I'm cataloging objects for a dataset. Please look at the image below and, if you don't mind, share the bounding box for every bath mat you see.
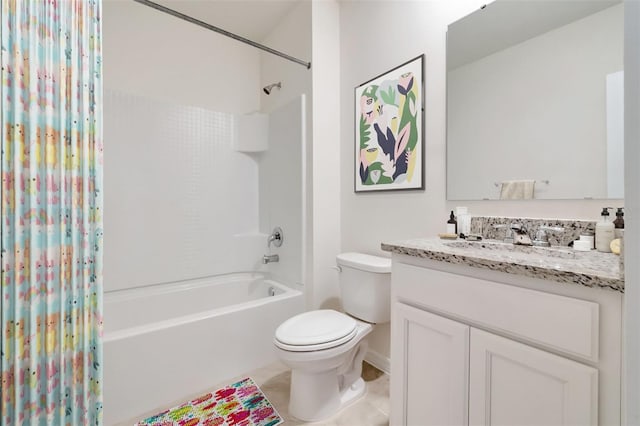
[135,377,283,426]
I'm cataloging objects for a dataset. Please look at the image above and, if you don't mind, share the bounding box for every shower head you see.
[263,82,282,95]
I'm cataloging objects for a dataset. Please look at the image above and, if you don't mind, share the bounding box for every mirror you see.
[447,0,623,200]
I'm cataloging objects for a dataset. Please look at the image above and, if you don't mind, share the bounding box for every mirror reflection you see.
[447,0,623,200]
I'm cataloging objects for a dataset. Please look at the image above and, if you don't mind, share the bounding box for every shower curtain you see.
[1,0,103,424]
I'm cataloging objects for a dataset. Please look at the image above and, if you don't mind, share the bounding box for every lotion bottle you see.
[596,207,615,253]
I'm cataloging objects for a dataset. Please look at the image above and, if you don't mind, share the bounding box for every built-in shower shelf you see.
[234,113,269,152]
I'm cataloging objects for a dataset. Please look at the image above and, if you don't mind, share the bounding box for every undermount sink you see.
[444,240,577,260]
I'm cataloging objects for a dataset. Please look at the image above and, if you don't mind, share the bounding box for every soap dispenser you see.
[596,207,615,253]
[447,211,458,234]
[613,208,624,238]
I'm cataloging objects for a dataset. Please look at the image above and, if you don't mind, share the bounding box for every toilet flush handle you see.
[330,265,342,273]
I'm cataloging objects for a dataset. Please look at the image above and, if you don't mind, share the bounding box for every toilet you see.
[273,252,391,422]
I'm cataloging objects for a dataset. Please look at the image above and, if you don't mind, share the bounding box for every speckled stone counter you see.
[381,238,624,293]
[470,216,596,247]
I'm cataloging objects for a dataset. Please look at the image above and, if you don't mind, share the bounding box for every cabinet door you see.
[391,302,469,426]
[469,328,598,426]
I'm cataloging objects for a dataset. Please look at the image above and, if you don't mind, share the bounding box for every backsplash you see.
[470,216,596,247]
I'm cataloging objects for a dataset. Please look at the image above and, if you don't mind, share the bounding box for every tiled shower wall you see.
[104,90,264,292]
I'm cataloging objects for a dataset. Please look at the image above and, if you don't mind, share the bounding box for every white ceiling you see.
[152,0,302,42]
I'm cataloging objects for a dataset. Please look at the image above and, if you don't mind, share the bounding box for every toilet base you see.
[288,371,367,422]
[340,376,366,406]
[287,340,368,422]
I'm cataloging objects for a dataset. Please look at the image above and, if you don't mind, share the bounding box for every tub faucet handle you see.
[268,226,283,248]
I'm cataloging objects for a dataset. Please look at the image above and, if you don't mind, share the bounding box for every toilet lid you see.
[274,310,357,351]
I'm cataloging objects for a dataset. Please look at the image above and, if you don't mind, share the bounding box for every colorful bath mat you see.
[135,377,283,426]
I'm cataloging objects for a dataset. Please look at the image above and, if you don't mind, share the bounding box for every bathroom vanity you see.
[432,0,626,421]
[382,238,624,426]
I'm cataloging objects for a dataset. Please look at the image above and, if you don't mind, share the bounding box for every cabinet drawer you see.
[393,262,599,361]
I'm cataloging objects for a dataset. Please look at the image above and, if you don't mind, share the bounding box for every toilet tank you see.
[336,253,391,324]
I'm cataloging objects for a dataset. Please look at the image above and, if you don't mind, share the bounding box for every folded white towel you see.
[500,180,535,200]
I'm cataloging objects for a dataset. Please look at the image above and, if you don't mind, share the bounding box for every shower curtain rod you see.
[132,0,312,69]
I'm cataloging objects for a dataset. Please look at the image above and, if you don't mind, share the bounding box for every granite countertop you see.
[381,238,624,293]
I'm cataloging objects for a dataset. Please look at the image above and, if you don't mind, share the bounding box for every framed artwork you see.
[354,55,424,192]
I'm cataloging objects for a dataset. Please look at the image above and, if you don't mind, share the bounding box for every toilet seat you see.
[274,310,357,352]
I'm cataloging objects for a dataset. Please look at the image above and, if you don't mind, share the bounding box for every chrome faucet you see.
[493,224,514,243]
[511,223,533,246]
[532,226,565,247]
[262,254,279,264]
[264,227,282,264]
[268,226,283,248]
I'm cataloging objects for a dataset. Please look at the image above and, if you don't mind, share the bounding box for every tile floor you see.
[123,361,389,426]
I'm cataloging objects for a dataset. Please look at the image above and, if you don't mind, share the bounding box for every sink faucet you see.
[511,223,532,246]
[493,224,514,243]
[532,226,565,247]
[262,254,279,264]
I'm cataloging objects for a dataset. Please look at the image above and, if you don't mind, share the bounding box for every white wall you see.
[607,70,625,199]
[340,0,628,253]
[259,2,315,302]
[310,1,342,311]
[624,0,640,423]
[257,0,342,315]
[339,0,625,362]
[103,0,260,113]
[340,0,483,258]
[340,0,465,364]
[258,96,305,288]
[103,0,263,292]
[448,5,623,200]
[260,2,312,115]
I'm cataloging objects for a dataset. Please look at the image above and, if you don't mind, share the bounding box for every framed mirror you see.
[446,0,623,200]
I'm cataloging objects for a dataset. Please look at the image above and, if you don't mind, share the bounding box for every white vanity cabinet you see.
[393,302,470,426]
[468,328,597,426]
[390,256,622,426]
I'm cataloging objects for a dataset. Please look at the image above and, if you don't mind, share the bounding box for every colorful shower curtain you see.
[1,0,103,424]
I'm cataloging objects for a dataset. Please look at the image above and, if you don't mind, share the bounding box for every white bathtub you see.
[103,273,303,425]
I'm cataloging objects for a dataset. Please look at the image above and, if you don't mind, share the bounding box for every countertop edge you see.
[381,241,624,293]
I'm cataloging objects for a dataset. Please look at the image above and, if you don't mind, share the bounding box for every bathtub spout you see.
[263,254,279,264]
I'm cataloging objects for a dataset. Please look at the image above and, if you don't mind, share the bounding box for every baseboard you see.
[365,350,390,375]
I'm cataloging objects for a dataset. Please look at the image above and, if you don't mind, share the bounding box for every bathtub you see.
[103,273,303,425]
